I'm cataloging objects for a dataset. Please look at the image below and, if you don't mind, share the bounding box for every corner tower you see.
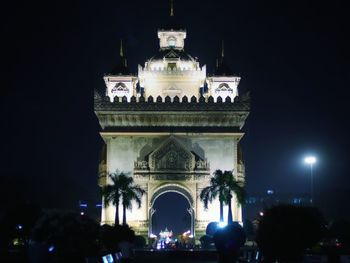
[206,41,241,102]
[103,40,138,102]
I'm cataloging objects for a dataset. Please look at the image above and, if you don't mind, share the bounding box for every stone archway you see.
[149,183,195,236]
[131,136,212,237]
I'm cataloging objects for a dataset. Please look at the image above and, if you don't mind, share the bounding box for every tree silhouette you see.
[101,171,144,225]
[200,170,245,223]
[224,170,245,224]
[121,178,145,225]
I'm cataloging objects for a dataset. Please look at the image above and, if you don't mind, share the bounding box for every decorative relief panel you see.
[149,137,195,171]
[152,174,193,181]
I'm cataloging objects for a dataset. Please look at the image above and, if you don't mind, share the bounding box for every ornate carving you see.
[134,160,149,170]
[151,174,192,180]
[95,113,249,130]
[195,160,210,170]
[149,137,195,171]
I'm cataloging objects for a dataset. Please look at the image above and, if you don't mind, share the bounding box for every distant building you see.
[94,2,250,237]
[244,191,312,220]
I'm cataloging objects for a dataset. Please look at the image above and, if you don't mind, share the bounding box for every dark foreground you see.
[133,249,350,263]
[134,249,218,263]
[3,247,350,263]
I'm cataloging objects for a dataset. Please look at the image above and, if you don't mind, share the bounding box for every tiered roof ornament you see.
[95,3,249,132]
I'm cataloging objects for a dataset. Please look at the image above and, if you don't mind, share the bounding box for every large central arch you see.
[149,183,195,235]
[131,136,212,237]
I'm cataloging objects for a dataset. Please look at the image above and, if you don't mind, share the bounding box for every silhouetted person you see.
[213,222,246,263]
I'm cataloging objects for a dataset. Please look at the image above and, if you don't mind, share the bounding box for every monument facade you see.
[94,10,249,237]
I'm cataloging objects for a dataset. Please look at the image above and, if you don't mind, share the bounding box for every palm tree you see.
[224,171,245,224]
[200,170,228,222]
[121,180,145,225]
[200,169,245,224]
[101,171,133,225]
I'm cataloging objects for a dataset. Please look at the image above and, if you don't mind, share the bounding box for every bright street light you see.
[304,156,316,165]
[304,156,316,204]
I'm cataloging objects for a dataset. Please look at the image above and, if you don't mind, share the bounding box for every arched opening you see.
[167,36,176,47]
[148,183,196,240]
[151,192,191,236]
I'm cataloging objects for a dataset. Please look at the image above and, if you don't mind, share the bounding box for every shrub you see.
[256,205,326,262]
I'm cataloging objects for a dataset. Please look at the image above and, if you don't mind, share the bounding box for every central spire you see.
[157,0,186,50]
[170,0,174,17]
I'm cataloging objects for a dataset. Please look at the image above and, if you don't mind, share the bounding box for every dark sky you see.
[2,0,349,221]
[153,193,191,235]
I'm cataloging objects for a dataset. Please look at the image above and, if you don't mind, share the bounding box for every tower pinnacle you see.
[120,39,124,57]
[221,40,225,58]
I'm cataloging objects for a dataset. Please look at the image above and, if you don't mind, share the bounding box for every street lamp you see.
[304,156,316,205]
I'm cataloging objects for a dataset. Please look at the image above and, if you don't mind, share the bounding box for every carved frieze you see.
[151,174,193,180]
[134,160,149,170]
[195,160,210,170]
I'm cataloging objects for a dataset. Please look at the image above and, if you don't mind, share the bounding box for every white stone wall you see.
[100,134,244,235]
[138,65,206,100]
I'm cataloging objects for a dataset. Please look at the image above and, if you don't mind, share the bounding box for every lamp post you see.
[304,156,316,205]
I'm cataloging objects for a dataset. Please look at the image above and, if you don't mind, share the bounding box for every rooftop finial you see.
[120,39,124,57]
[221,40,224,58]
[170,0,174,17]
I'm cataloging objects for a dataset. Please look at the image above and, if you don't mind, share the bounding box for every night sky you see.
[2,0,349,222]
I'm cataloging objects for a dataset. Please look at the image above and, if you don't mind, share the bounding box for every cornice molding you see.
[94,92,250,129]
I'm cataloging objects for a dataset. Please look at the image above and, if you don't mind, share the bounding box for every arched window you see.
[111,83,128,93]
[215,83,233,93]
[167,36,176,47]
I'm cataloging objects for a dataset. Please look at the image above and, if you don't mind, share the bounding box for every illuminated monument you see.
[94,3,249,237]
